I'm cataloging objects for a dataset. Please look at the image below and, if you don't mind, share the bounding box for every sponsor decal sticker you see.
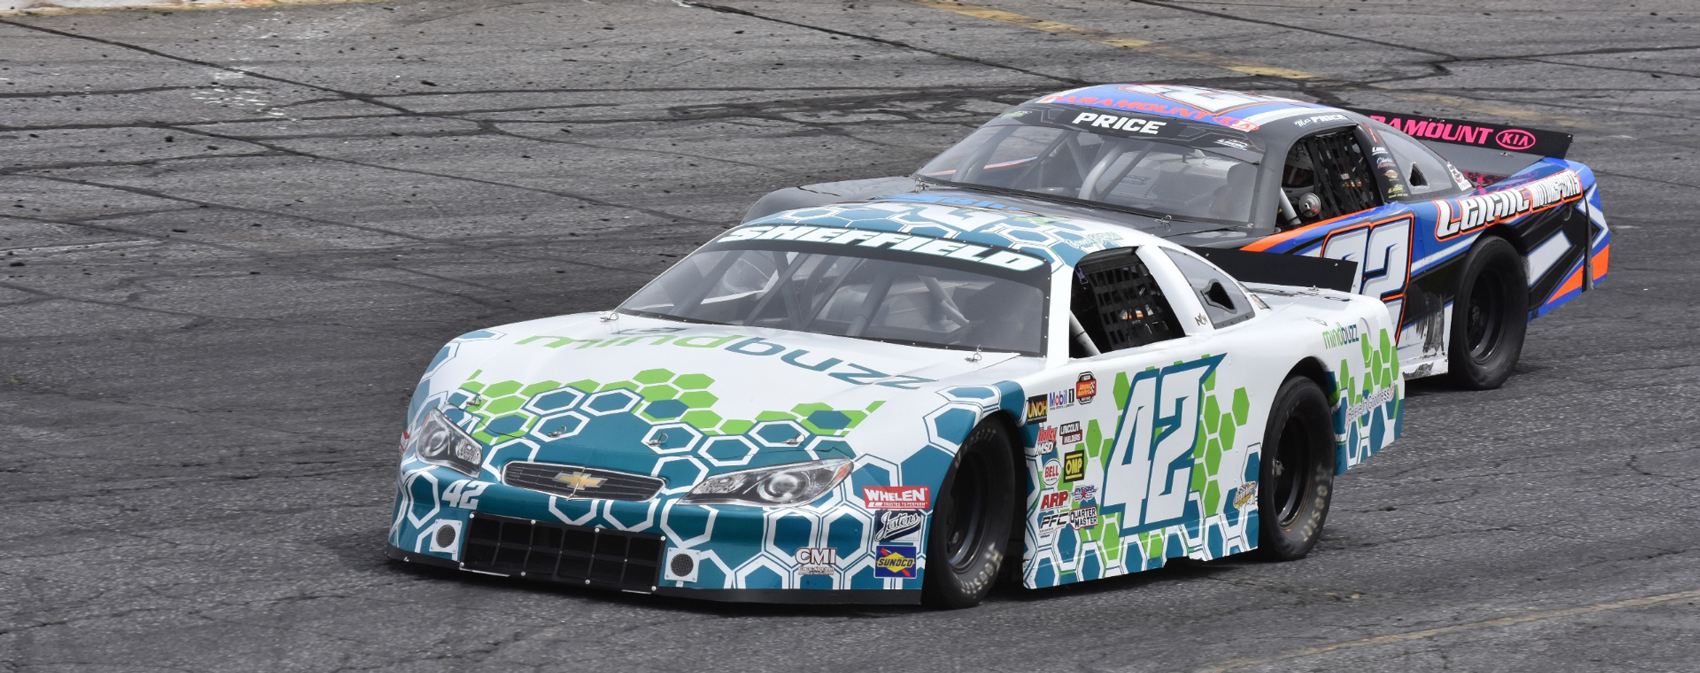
[1072,484,1097,504]
[1042,458,1062,487]
[1038,509,1070,533]
[1233,482,1258,510]
[1060,421,1083,445]
[1070,505,1099,530]
[1076,372,1097,405]
[1433,170,1582,239]
[1322,322,1361,348]
[1035,425,1058,455]
[875,510,925,544]
[1344,386,1397,420]
[863,485,930,510]
[1039,490,1070,510]
[795,547,839,575]
[1048,387,1077,410]
[873,546,917,578]
[1026,394,1048,424]
[1066,111,1170,136]
[1062,449,1087,483]
[717,225,1047,272]
[1294,113,1348,128]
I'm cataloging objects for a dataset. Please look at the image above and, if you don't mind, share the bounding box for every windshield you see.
[619,227,1050,355]
[916,105,1262,224]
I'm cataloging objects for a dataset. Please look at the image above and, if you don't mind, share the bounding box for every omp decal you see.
[514,334,935,390]
[1102,356,1223,536]
[1434,170,1583,239]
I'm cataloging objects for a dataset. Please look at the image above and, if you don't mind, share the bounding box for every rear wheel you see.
[923,421,1017,609]
[1448,237,1528,390]
[1257,376,1335,560]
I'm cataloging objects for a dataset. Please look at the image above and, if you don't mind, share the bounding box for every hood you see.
[424,314,1027,476]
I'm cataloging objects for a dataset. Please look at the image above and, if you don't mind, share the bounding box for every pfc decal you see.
[1038,509,1070,533]
[1042,458,1062,487]
[1060,421,1084,445]
[1076,373,1098,405]
[1025,394,1049,423]
[863,486,931,510]
[1062,449,1087,483]
[875,510,925,545]
[795,547,839,575]
[873,546,917,578]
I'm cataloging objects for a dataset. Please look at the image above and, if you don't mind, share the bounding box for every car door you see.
[1021,245,1260,587]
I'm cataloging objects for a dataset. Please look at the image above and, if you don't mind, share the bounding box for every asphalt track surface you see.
[2,1,1698,671]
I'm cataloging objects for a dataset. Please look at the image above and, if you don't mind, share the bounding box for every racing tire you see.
[1256,376,1334,561]
[923,420,1017,609]
[1447,236,1528,390]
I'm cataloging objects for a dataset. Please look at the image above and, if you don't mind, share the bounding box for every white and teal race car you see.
[387,201,1403,608]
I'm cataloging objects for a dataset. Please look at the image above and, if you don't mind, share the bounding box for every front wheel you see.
[923,421,1017,609]
[1257,376,1335,560]
[1448,236,1528,390]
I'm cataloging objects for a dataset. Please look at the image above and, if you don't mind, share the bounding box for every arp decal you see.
[1102,356,1223,536]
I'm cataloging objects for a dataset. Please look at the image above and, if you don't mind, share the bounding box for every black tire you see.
[923,421,1017,609]
[1257,376,1335,561]
[1448,236,1528,390]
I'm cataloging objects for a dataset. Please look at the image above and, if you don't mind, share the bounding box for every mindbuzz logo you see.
[1321,322,1361,349]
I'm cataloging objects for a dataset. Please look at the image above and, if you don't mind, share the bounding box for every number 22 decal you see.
[1314,216,1414,327]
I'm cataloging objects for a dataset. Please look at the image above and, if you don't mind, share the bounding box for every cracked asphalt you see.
[2,1,1697,671]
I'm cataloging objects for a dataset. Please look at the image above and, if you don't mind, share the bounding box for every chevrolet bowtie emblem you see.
[553,471,606,491]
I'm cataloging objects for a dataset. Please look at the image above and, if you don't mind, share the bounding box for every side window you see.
[1279,129,1381,228]
[1069,248,1184,357]
[1370,120,1467,197]
[1161,250,1254,329]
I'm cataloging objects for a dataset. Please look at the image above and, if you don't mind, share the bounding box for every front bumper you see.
[389,465,926,604]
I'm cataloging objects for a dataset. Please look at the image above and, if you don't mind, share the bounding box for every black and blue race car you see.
[746,83,1610,389]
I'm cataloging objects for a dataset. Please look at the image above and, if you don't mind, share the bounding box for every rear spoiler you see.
[1349,108,1573,187]
[1187,246,1358,293]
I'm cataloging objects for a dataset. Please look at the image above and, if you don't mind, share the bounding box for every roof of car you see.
[1028,83,1345,139]
[739,199,1179,269]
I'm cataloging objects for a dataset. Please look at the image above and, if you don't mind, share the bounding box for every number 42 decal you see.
[443,481,490,509]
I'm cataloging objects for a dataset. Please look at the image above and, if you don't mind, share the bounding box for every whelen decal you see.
[1434,170,1584,239]
[863,486,930,510]
[717,225,1046,272]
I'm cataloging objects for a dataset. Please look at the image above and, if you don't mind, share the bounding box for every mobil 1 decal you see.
[1101,355,1223,536]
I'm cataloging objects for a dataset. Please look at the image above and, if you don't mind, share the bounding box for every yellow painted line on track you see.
[1194,587,1700,672]
[907,0,1596,130]
[909,0,1319,80]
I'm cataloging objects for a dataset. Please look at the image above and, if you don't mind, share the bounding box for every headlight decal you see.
[411,407,485,476]
[681,459,854,507]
